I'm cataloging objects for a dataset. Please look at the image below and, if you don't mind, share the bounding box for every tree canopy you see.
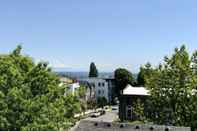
[144,45,197,130]
[88,62,98,77]
[0,46,82,131]
[136,62,153,86]
[114,68,134,95]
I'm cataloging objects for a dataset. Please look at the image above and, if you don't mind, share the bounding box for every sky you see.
[0,0,197,72]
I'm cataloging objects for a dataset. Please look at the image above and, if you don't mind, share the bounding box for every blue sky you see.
[0,0,197,72]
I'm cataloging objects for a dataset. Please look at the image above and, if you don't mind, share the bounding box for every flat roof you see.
[122,84,150,96]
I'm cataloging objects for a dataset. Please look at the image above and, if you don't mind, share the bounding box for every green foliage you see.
[87,99,97,110]
[137,63,153,86]
[97,97,108,108]
[144,45,197,130]
[89,62,98,77]
[75,86,87,115]
[0,46,81,130]
[133,99,146,123]
[114,68,134,95]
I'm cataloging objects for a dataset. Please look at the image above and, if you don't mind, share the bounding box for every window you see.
[98,90,101,95]
[102,83,105,87]
[98,82,101,87]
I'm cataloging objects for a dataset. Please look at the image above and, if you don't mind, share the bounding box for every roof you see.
[122,84,150,96]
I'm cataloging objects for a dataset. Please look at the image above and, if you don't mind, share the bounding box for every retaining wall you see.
[73,120,190,131]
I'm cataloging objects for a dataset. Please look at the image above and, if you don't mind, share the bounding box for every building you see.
[59,77,81,95]
[79,78,109,102]
[67,82,80,95]
[79,78,116,103]
[105,78,116,104]
[119,84,150,121]
[59,77,73,85]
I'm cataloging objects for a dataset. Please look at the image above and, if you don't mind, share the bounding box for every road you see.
[84,105,118,122]
[70,106,118,131]
[84,110,118,122]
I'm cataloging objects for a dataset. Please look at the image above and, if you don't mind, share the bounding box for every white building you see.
[122,84,149,96]
[79,78,110,102]
[67,82,80,95]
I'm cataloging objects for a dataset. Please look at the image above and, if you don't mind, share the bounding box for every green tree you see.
[137,63,153,86]
[137,67,145,86]
[97,97,108,109]
[133,99,146,123]
[0,46,81,130]
[114,68,134,95]
[89,62,98,77]
[87,99,97,110]
[76,86,87,116]
[144,45,197,130]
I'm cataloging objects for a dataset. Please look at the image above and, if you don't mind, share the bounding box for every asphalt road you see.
[70,106,119,131]
[84,106,119,122]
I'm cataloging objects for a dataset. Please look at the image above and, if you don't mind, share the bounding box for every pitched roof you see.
[122,84,150,96]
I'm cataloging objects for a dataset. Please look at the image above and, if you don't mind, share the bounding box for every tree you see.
[0,46,81,130]
[144,45,197,130]
[89,62,98,77]
[97,97,108,109]
[133,99,146,123]
[137,63,153,86]
[75,86,87,116]
[137,67,146,86]
[114,68,134,95]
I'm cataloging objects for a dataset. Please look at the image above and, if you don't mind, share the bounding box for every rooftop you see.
[122,84,149,96]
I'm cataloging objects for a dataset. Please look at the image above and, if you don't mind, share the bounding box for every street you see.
[70,106,118,131]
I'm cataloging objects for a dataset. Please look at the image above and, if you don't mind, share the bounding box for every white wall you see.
[80,78,109,102]
[68,82,80,94]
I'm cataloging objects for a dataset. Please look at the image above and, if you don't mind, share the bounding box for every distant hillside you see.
[55,71,114,79]
[55,71,138,80]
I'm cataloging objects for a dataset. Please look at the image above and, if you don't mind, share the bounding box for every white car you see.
[90,112,101,118]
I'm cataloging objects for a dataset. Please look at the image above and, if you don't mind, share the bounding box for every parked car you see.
[90,112,101,118]
[112,106,118,111]
[104,106,109,110]
[100,110,106,115]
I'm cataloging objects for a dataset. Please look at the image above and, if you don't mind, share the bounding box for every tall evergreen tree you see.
[137,63,153,86]
[89,62,98,77]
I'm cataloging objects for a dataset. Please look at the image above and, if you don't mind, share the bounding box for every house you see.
[79,78,116,103]
[119,84,150,121]
[67,82,80,95]
[59,77,81,95]
[104,78,116,103]
[59,77,73,88]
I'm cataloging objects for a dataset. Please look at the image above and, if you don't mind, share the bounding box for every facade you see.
[105,78,116,103]
[59,77,81,95]
[67,82,80,95]
[79,78,109,102]
[79,78,116,103]
[119,84,150,121]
